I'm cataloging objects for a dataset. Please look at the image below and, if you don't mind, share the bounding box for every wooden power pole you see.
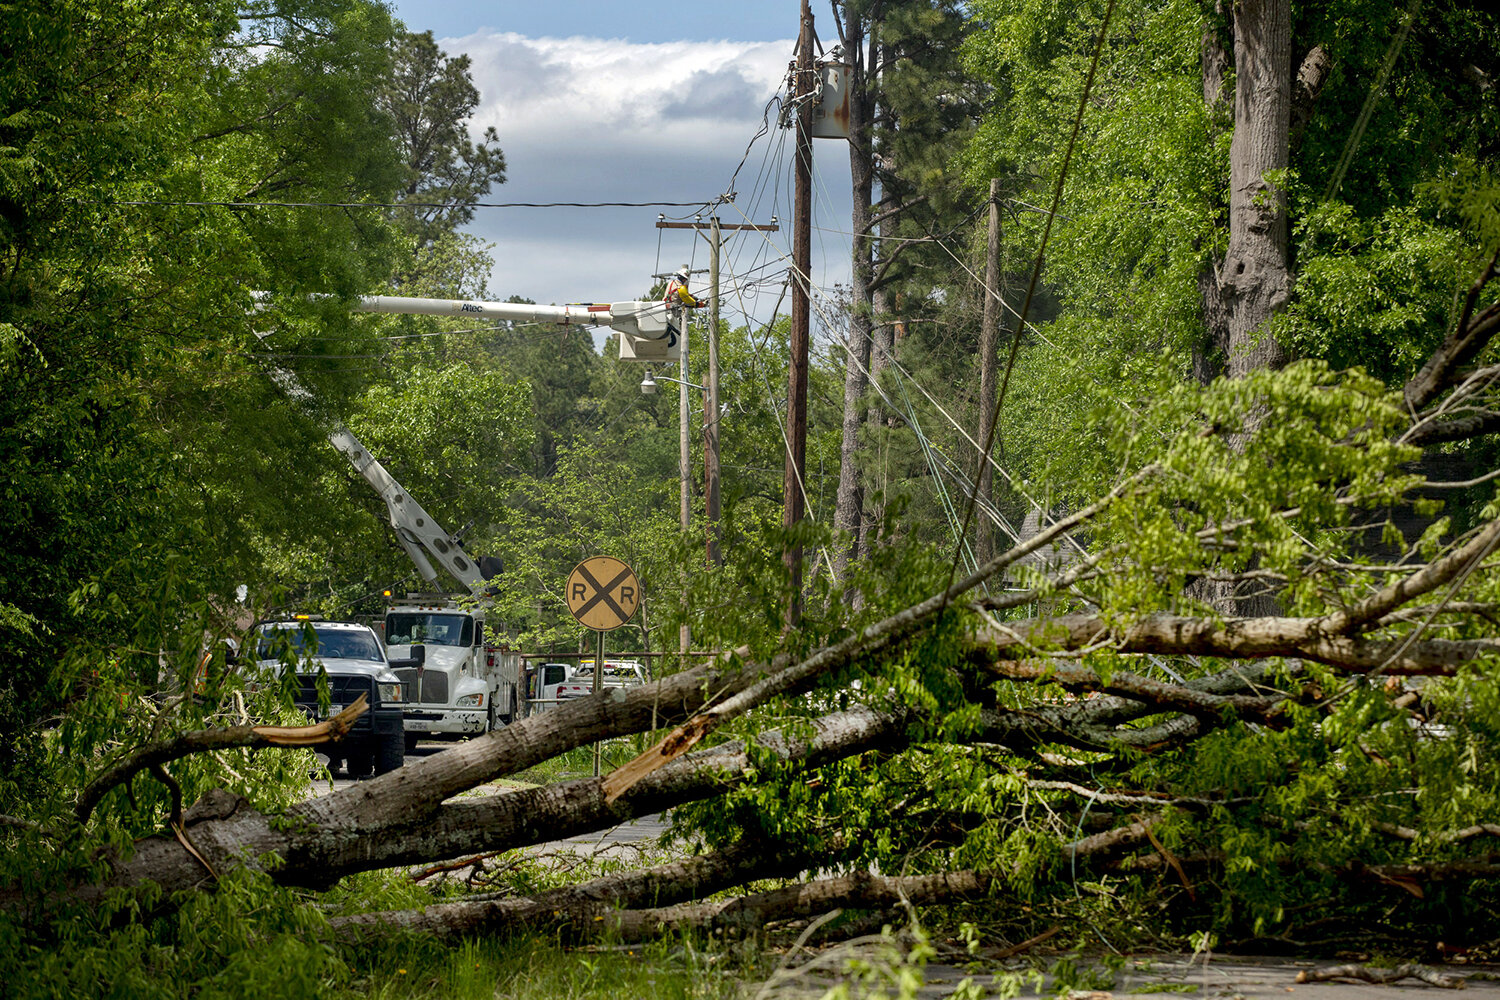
[976,177,1002,566]
[705,215,722,565]
[785,0,814,624]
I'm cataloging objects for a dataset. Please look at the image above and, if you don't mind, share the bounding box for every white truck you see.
[259,291,676,747]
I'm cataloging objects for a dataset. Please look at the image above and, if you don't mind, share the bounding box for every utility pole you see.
[785,0,814,625]
[656,215,779,567]
[706,215,722,565]
[976,177,1002,566]
[678,300,691,654]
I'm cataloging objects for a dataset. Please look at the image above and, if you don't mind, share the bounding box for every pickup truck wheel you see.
[404,733,421,754]
[345,748,374,778]
[375,732,405,775]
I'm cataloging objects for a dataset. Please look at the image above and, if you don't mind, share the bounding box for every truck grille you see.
[394,669,448,705]
[294,674,376,726]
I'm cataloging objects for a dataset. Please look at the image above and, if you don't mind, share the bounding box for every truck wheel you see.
[487,701,497,733]
[345,748,374,778]
[375,732,405,775]
[405,733,421,754]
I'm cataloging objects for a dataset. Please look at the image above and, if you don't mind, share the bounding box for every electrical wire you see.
[87,197,719,210]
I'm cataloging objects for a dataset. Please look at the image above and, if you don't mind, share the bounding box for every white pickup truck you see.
[555,659,649,703]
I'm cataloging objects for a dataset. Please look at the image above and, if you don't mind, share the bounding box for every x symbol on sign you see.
[573,564,634,621]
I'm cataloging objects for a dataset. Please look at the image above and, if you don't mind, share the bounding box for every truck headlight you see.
[456,693,484,708]
[378,682,404,703]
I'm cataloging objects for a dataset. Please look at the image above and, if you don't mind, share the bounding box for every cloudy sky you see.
[384,1,855,331]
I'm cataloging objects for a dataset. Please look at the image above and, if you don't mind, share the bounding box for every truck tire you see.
[345,747,374,778]
[487,700,497,733]
[405,733,421,754]
[375,732,405,775]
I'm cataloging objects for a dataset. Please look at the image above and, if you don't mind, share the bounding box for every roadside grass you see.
[510,735,651,786]
[2,867,752,1000]
[340,933,748,1000]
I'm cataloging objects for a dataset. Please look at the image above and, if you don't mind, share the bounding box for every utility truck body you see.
[383,595,522,747]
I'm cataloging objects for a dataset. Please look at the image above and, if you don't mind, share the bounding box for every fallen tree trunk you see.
[969,610,1500,676]
[332,837,830,939]
[97,706,911,894]
[84,658,1296,896]
[601,870,998,941]
[334,813,1167,942]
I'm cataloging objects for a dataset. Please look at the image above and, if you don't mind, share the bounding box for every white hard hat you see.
[675,266,690,281]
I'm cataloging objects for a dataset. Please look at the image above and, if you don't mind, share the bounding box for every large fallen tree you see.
[6,258,1500,950]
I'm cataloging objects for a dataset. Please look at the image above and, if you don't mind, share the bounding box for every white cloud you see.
[441,30,853,334]
[461,34,789,138]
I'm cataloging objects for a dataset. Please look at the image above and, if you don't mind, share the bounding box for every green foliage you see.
[0,867,743,999]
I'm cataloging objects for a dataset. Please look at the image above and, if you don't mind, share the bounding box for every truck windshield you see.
[386,613,469,647]
[256,626,383,662]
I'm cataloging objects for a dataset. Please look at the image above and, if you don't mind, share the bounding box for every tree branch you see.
[1404,246,1500,413]
[1318,514,1500,634]
[75,696,370,823]
[602,468,1155,803]
[969,613,1500,677]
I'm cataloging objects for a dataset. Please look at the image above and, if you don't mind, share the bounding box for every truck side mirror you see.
[389,644,426,672]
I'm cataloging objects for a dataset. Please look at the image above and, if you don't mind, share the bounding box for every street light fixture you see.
[640,366,703,394]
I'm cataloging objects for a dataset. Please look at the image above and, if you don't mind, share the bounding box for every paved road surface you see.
[903,956,1500,1000]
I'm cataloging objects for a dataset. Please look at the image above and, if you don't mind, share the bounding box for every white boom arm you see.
[255,289,676,596]
[255,346,490,594]
[350,294,672,346]
[326,428,490,594]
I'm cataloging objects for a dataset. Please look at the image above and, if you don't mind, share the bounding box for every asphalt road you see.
[907,956,1500,1000]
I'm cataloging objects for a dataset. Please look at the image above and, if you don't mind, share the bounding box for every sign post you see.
[564,556,642,775]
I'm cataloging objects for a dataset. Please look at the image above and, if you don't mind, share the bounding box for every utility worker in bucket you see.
[663,265,705,343]
[664,266,707,309]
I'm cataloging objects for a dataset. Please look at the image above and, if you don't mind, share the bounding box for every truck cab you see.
[527,661,578,716]
[384,596,521,751]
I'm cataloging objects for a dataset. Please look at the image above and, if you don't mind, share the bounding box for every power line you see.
[84,197,719,211]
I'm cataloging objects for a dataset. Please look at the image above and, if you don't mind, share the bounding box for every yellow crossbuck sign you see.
[565,556,641,631]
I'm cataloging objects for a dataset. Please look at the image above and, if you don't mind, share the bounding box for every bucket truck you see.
[257,291,674,748]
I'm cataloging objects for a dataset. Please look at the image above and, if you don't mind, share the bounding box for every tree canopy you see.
[5,0,1500,995]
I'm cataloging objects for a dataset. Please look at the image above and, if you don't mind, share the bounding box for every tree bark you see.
[332,837,826,939]
[1220,0,1293,379]
[337,813,1171,943]
[88,706,909,897]
[858,32,896,567]
[1195,5,1233,384]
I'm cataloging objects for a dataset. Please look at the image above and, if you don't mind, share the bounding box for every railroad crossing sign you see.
[565,556,641,631]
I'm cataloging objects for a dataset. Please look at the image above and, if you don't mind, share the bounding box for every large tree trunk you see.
[833,6,877,588]
[1194,0,1292,615]
[1219,0,1293,379]
[1194,5,1232,384]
